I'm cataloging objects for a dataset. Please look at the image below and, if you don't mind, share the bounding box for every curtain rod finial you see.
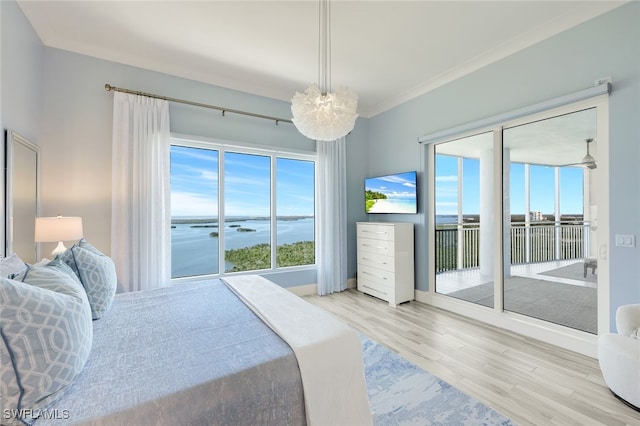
[105,84,113,92]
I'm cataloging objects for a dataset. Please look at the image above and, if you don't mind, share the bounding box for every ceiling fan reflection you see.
[559,138,597,169]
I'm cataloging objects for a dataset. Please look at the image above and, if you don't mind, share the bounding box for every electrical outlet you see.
[615,234,635,248]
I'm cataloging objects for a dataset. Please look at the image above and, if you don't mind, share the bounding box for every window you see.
[170,139,316,279]
[223,152,272,272]
[276,158,315,267]
[170,145,219,277]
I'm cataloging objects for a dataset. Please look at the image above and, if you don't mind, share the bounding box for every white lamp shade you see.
[35,216,83,243]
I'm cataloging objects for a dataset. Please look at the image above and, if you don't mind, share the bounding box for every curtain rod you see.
[104,84,293,125]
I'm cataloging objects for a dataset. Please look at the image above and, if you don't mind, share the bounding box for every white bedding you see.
[223,275,374,426]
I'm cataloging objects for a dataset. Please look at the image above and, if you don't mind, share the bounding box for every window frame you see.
[170,133,317,281]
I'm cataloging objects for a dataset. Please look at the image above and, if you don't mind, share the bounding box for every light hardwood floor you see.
[305,289,640,426]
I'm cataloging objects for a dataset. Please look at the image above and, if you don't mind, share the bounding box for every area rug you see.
[361,336,515,425]
[538,261,597,284]
[447,276,596,334]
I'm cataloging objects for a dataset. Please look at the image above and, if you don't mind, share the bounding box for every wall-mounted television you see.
[365,171,417,214]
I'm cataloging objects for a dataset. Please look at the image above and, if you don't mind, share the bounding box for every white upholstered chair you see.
[598,304,640,410]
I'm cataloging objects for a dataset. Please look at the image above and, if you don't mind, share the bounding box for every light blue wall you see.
[0,0,44,255]
[367,2,640,329]
[0,1,43,144]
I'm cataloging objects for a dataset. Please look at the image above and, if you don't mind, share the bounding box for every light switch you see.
[615,234,636,248]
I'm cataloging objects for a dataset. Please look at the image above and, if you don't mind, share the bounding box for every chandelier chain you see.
[318,0,331,95]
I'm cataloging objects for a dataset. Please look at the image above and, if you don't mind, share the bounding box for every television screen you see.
[365,171,417,214]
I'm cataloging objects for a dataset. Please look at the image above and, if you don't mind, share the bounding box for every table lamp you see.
[35,216,84,256]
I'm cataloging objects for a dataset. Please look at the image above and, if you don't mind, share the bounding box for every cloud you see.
[200,170,218,182]
[171,191,218,217]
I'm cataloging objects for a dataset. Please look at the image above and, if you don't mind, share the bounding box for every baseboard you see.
[288,278,357,297]
[414,289,598,358]
[288,283,317,296]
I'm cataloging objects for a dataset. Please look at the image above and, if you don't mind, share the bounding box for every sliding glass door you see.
[431,102,605,337]
[503,108,598,334]
[434,132,495,308]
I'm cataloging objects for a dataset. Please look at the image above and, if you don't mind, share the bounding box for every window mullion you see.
[271,155,277,270]
[219,150,226,275]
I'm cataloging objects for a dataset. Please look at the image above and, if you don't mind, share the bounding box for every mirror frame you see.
[4,129,40,262]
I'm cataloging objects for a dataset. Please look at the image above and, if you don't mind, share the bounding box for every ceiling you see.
[18,1,625,118]
[436,107,597,167]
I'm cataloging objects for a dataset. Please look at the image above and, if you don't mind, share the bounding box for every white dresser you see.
[356,222,414,307]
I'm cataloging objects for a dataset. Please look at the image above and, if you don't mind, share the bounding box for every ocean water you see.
[171,217,314,278]
[436,215,460,224]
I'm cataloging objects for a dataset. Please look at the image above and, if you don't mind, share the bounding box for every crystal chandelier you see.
[291,0,358,141]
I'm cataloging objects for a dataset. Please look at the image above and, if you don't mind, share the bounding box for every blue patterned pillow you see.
[0,267,92,425]
[60,239,117,319]
[46,256,83,285]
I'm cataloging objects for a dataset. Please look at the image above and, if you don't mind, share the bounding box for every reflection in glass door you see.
[503,108,598,334]
[434,132,495,308]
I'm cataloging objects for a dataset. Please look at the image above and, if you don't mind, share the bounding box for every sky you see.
[435,154,584,216]
[365,171,417,200]
[171,145,584,219]
[170,145,315,218]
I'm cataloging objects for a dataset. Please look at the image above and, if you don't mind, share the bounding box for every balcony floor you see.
[435,259,598,334]
[436,259,597,294]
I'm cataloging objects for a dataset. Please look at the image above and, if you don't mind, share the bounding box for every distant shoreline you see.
[436,213,585,225]
[172,216,313,225]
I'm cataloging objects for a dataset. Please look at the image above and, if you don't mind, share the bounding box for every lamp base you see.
[51,241,68,257]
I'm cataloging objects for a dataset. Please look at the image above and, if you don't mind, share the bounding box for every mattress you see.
[39,279,305,425]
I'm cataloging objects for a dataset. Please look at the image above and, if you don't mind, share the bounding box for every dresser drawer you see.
[357,223,395,241]
[357,252,395,273]
[357,278,389,300]
[357,238,394,256]
[357,265,395,288]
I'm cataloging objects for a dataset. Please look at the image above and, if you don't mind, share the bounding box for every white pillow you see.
[34,257,52,266]
[0,253,27,278]
[631,328,640,339]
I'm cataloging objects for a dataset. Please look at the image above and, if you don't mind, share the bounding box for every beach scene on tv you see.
[365,171,417,214]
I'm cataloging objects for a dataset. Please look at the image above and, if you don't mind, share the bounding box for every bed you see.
[1,245,373,425]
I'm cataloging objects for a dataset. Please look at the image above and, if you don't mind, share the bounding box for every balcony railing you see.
[435,221,591,273]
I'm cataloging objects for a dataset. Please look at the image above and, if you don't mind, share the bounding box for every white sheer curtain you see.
[111,92,171,292]
[316,137,348,295]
